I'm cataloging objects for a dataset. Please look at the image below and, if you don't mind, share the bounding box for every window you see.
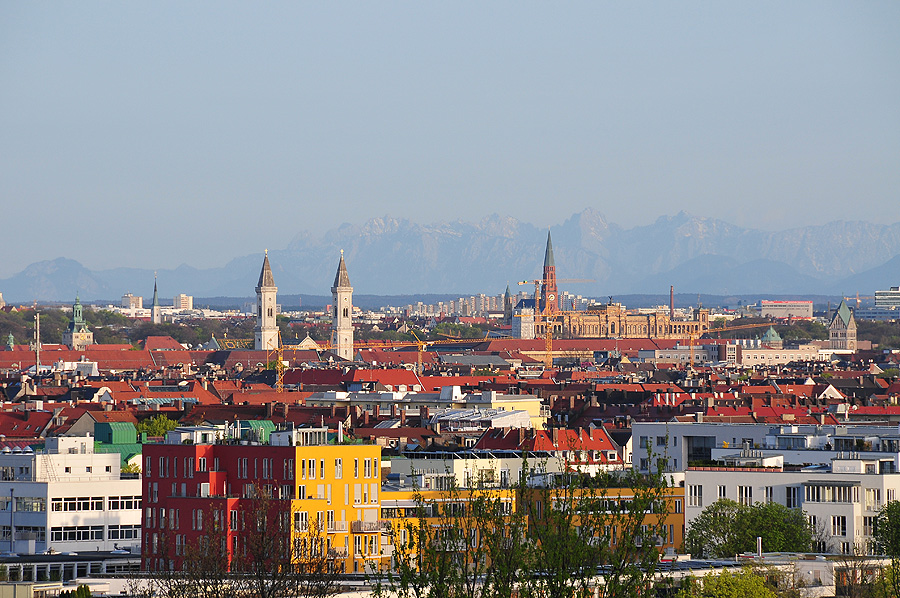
[335,459,343,479]
[639,436,649,449]
[108,524,141,540]
[308,459,316,480]
[718,485,726,500]
[832,515,847,537]
[50,525,104,542]
[738,486,752,506]
[765,486,774,503]
[688,485,703,508]
[320,459,325,479]
[364,459,371,479]
[656,436,666,447]
[354,459,359,478]
[198,458,207,472]
[786,486,801,509]
[864,516,876,536]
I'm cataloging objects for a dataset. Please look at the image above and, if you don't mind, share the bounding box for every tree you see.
[373,457,674,598]
[685,499,812,558]
[374,479,529,598]
[874,500,900,598]
[231,484,341,598]
[676,568,776,598]
[136,414,179,438]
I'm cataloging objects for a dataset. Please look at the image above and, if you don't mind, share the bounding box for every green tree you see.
[874,500,900,598]
[677,568,776,598]
[136,414,179,438]
[685,499,811,558]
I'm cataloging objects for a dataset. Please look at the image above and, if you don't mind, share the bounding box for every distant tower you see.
[255,250,279,351]
[331,250,354,361]
[539,231,558,315]
[151,275,161,324]
[503,284,512,325]
[62,295,94,350]
[829,299,858,351]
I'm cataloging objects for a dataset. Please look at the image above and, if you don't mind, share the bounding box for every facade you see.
[121,293,142,309]
[61,297,93,351]
[254,252,278,351]
[0,436,142,555]
[556,303,710,340]
[829,300,858,351]
[875,286,900,309]
[684,454,900,554]
[759,300,814,319]
[331,252,354,361]
[142,426,387,574]
[173,294,193,311]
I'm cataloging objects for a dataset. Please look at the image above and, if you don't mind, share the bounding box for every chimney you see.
[266,402,274,418]
[518,427,525,446]
[331,405,336,418]
[373,404,380,418]
[391,404,398,418]
[363,411,370,426]
[420,406,429,421]
[281,403,289,418]
[552,428,559,446]
[399,409,406,426]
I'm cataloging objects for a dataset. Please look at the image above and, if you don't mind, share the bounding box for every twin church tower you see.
[254,251,353,361]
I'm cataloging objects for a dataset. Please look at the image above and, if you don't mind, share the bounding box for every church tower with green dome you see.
[62,295,94,350]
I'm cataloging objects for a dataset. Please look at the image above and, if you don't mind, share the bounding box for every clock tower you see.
[331,251,354,361]
[539,231,558,315]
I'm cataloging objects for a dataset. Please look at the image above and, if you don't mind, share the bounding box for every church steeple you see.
[254,250,278,350]
[331,250,354,361]
[540,231,558,315]
[151,274,162,324]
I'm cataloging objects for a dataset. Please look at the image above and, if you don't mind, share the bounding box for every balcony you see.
[327,521,348,533]
[351,520,391,533]
[327,547,349,558]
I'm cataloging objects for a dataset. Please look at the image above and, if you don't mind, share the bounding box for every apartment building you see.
[684,451,900,554]
[0,435,142,555]
[141,425,388,574]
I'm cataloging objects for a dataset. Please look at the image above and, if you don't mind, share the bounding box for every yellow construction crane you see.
[843,293,874,309]
[266,329,286,392]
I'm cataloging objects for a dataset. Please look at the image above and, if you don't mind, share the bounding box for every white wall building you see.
[684,452,900,554]
[0,436,142,555]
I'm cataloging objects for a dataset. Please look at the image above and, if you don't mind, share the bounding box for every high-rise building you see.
[254,252,278,351]
[331,251,354,361]
[121,293,142,309]
[173,294,193,311]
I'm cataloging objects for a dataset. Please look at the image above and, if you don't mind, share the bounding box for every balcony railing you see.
[351,520,391,533]
[328,521,348,532]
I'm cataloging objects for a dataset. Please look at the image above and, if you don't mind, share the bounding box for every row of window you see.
[146,455,379,483]
[50,496,141,512]
[50,524,140,542]
[0,497,46,512]
[689,484,804,508]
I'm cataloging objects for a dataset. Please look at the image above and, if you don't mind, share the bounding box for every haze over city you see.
[2,2,899,278]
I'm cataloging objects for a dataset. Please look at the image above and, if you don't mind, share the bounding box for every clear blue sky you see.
[1,2,898,277]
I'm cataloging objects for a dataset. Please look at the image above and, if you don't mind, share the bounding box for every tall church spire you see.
[331,250,354,361]
[540,231,558,315]
[255,250,278,351]
[151,274,162,324]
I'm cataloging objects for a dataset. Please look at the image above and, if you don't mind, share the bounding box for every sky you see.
[1,2,899,278]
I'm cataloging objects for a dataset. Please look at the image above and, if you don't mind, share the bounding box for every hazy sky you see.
[1,2,898,278]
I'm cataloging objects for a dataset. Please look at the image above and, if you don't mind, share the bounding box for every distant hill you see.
[2,210,899,302]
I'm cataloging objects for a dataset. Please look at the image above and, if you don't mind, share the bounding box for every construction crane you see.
[843,293,874,309]
[517,278,595,368]
[266,329,286,392]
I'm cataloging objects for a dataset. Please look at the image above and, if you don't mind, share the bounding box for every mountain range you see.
[2,210,899,303]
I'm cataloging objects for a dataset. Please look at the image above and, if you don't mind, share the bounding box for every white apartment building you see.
[684,452,900,555]
[173,293,193,310]
[632,421,900,475]
[0,436,142,555]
